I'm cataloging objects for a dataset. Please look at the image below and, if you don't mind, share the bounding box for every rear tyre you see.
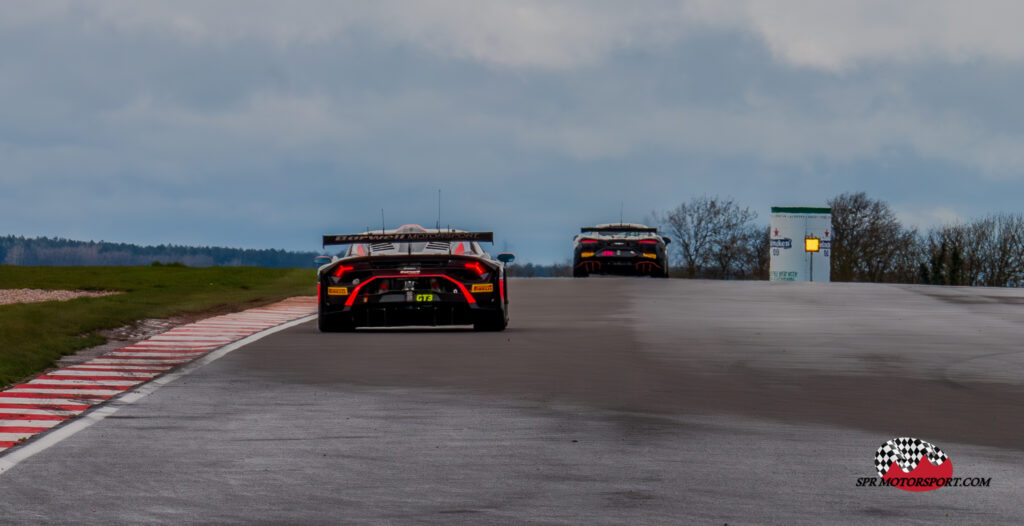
[573,264,589,278]
[473,310,507,331]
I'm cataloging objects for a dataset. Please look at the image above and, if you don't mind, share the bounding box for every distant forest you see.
[0,236,319,268]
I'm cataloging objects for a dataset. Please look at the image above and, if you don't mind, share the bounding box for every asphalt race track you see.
[1,278,1023,524]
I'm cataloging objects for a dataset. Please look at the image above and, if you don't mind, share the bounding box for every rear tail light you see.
[600,250,614,256]
[379,281,389,292]
[333,264,354,278]
[580,239,598,244]
[638,240,658,245]
[464,261,486,276]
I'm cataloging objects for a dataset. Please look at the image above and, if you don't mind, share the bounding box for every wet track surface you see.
[1,278,1023,523]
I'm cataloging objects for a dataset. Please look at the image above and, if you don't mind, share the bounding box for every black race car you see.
[572,223,670,277]
[317,224,515,331]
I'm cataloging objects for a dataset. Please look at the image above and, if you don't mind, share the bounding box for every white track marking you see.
[126,342,220,347]
[140,339,232,344]
[5,388,123,396]
[0,408,80,416]
[129,340,223,345]
[107,351,206,356]
[88,359,190,365]
[0,420,64,428]
[64,365,174,371]
[0,434,36,442]
[170,326,262,330]
[0,398,96,407]
[43,372,156,379]
[144,334,235,339]
[113,343,215,347]
[23,379,141,387]
[111,348,208,353]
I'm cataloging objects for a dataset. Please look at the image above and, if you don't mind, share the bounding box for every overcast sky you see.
[4,1,1024,263]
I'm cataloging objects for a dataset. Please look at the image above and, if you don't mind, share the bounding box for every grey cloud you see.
[3,2,1024,261]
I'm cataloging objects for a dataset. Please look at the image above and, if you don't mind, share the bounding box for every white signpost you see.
[769,206,832,282]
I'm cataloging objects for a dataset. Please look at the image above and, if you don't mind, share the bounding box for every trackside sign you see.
[769,206,831,282]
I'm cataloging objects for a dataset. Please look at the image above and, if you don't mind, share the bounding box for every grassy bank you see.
[0,265,313,387]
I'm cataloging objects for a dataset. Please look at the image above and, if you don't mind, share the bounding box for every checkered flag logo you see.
[874,437,949,478]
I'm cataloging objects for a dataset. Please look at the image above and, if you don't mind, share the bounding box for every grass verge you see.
[0,265,314,387]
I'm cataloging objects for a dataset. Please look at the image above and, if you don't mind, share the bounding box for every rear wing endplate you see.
[580,226,659,233]
[323,232,494,247]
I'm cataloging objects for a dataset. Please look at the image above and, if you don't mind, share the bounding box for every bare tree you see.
[828,192,912,282]
[660,196,757,278]
[923,214,1024,287]
[885,228,924,284]
[977,214,1024,287]
[745,225,772,280]
[922,224,972,285]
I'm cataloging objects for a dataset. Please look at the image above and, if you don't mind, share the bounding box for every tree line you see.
[655,192,1024,287]
[0,236,319,268]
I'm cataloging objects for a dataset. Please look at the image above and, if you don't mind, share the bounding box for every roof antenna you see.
[620,201,624,225]
[436,189,442,231]
[381,208,386,234]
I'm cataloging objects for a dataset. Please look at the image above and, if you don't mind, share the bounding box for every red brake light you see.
[638,240,658,244]
[379,281,389,292]
[600,250,614,256]
[581,239,598,244]
[465,261,486,276]
[332,264,354,278]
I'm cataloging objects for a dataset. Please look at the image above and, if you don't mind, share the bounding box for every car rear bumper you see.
[574,256,665,275]
[321,301,502,327]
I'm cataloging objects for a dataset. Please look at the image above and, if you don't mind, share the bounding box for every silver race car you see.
[572,223,670,277]
[317,224,515,331]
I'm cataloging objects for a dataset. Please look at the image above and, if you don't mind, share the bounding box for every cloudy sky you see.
[4,1,1024,263]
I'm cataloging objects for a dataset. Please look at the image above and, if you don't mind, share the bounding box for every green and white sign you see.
[769,206,832,283]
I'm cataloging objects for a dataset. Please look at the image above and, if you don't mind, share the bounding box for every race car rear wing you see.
[323,232,494,247]
[580,225,659,233]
